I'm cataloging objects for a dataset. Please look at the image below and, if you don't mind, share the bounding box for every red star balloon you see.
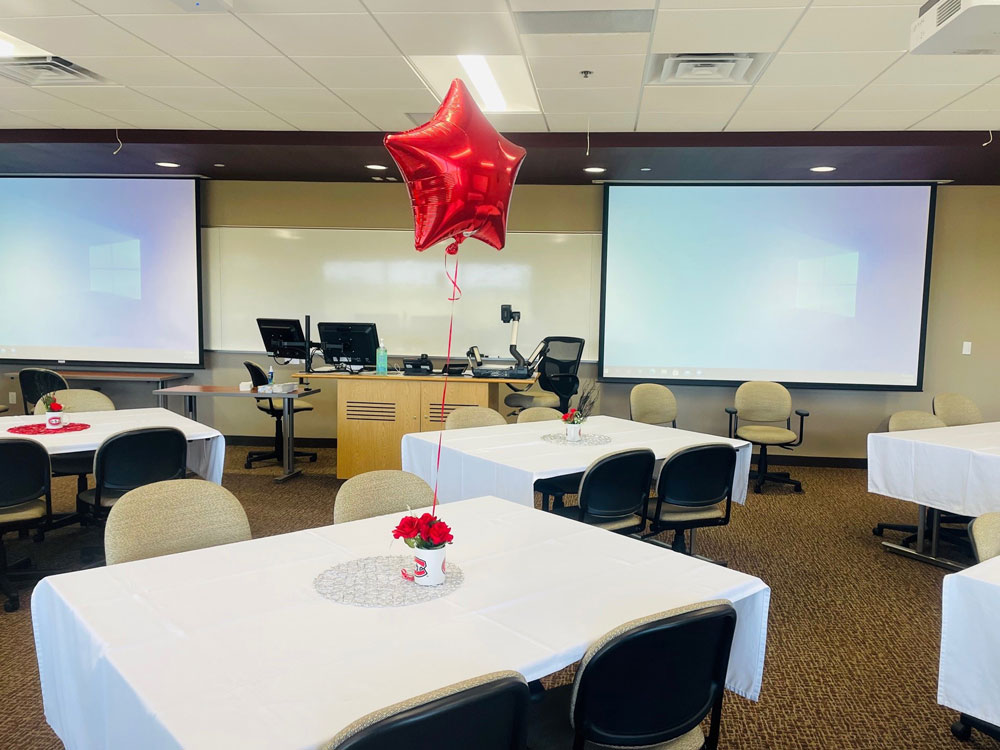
[384,78,527,254]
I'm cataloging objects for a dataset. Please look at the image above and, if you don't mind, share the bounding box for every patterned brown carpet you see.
[1,449,997,750]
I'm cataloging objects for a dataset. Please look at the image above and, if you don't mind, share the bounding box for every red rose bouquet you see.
[561,381,597,424]
[41,394,63,412]
[392,512,454,550]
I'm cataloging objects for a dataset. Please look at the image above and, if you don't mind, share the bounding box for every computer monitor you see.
[256,318,308,359]
[318,322,379,367]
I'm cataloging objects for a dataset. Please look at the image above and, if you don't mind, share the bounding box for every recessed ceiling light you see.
[371,176,384,181]
[155,162,180,168]
[213,163,225,167]
[810,166,837,173]
[584,166,606,174]
[366,164,388,171]
[640,167,652,172]
[385,176,398,181]
[458,54,506,112]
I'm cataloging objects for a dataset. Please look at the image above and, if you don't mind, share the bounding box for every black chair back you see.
[244,360,278,412]
[574,603,737,749]
[656,444,738,510]
[0,439,51,508]
[579,449,655,521]
[537,337,584,412]
[95,428,188,501]
[18,368,69,414]
[335,675,529,750]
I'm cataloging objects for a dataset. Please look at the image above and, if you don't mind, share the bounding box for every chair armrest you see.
[795,409,810,417]
[790,409,809,447]
[725,407,737,438]
[725,407,738,415]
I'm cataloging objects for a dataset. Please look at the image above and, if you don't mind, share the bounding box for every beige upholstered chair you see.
[32,388,114,414]
[933,393,983,427]
[334,470,434,524]
[726,381,808,494]
[0,404,7,415]
[888,410,946,432]
[969,513,1000,563]
[630,383,678,427]
[104,479,251,565]
[445,406,507,430]
[516,406,562,424]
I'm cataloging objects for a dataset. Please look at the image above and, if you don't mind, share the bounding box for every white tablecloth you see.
[32,496,770,750]
[1,407,224,484]
[939,556,1000,726]
[401,415,752,507]
[867,422,1000,516]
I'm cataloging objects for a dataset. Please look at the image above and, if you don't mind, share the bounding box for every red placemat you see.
[7,422,91,435]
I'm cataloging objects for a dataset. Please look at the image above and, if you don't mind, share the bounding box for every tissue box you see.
[238,381,253,391]
[272,382,296,393]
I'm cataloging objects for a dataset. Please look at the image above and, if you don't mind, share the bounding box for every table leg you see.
[156,380,166,409]
[930,508,941,559]
[184,395,197,421]
[881,504,965,572]
[916,504,926,553]
[275,398,301,483]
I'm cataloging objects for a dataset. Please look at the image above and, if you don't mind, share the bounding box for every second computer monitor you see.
[318,322,379,367]
[257,318,308,359]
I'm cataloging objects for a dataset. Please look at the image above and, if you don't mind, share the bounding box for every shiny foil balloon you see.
[384,78,527,253]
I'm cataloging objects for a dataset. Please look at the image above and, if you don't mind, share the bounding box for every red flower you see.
[416,512,436,537]
[49,402,63,412]
[427,520,453,547]
[562,408,576,422]
[392,515,419,540]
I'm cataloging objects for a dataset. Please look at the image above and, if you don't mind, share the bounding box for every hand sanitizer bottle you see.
[376,339,388,375]
[267,365,274,385]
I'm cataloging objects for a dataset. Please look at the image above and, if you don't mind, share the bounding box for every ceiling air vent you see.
[647,53,771,86]
[937,0,962,26]
[0,56,105,86]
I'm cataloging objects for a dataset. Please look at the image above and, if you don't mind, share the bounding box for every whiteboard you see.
[202,227,602,361]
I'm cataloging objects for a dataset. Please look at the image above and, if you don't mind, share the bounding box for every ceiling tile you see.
[239,13,397,56]
[949,85,1000,111]
[482,112,547,131]
[817,109,933,131]
[544,111,634,131]
[135,85,261,111]
[511,0,653,8]
[186,110,293,129]
[521,32,648,56]
[235,0,364,10]
[79,0,226,11]
[273,110,376,130]
[0,16,159,56]
[782,6,916,53]
[758,51,903,86]
[335,88,440,117]
[42,85,171,109]
[0,0,90,17]
[0,84,83,109]
[741,84,858,111]
[232,87,350,112]
[636,111,730,131]
[108,14,280,56]
[537,86,640,113]
[844,84,974,111]
[814,0,923,4]
[104,108,214,128]
[366,111,421,132]
[529,55,644,89]
[293,56,424,90]
[726,109,830,131]
[374,12,521,55]
[875,54,1000,86]
[651,8,802,53]
[180,56,318,87]
[640,85,747,113]
[11,107,135,127]
[659,0,804,6]
[0,110,51,126]
[909,110,1000,130]
[69,56,216,86]
[367,0,507,9]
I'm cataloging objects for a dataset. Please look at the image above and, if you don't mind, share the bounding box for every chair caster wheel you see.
[309,456,318,463]
[753,486,763,494]
[4,597,19,613]
[794,485,803,493]
[951,720,972,741]
[872,527,883,537]
[244,460,253,469]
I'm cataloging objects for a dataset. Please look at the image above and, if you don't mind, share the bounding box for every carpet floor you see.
[1,449,997,750]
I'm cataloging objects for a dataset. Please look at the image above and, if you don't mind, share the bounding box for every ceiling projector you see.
[911,0,1000,54]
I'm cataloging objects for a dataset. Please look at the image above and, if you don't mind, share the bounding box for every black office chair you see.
[326,671,529,750]
[0,439,53,612]
[18,368,68,415]
[645,444,738,558]
[77,427,188,521]
[529,601,737,750]
[243,361,317,470]
[549,449,654,535]
[505,336,585,415]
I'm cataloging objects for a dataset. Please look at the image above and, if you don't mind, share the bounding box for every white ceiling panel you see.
[0,110,51,126]
[818,109,933,131]
[12,107,135,127]
[234,0,364,11]
[640,85,748,114]
[0,0,90,17]
[364,111,422,132]
[528,55,644,89]
[844,84,974,111]
[233,87,350,112]
[481,112,547,131]
[274,110,376,130]
[180,56,318,87]
[636,111,731,131]
[335,88,440,116]
[521,32,649,56]
[726,109,830,131]
[367,0,508,10]
[659,0,804,6]
[949,85,1000,111]
[875,54,1000,86]
[104,108,213,128]
[239,13,397,57]
[0,85,85,109]
[0,16,159,56]
[741,84,858,111]
[538,86,640,113]
[135,85,261,111]
[757,51,903,86]
[910,110,1000,130]
[70,56,216,86]
[80,0,225,12]
[108,14,279,56]
[511,0,653,8]
[293,56,424,90]
[814,0,923,4]
[43,85,171,109]
[544,111,635,131]
[782,6,916,53]
[187,110,292,129]
[651,8,802,54]
[375,12,521,56]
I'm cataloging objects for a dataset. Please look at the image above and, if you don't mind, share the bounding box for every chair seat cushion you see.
[647,498,725,523]
[50,452,94,477]
[505,390,560,409]
[77,487,128,509]
[0,498,47,523]
[256,399,314,416]
[550,505,644,532]
[736,425,796,445]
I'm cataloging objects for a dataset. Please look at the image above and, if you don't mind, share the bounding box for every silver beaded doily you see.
[541,432,613,446]
[313,555,464,608]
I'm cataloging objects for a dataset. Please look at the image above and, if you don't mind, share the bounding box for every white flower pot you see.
[413,546,447,586]
[45,413,63,430]
[565,423,582,442]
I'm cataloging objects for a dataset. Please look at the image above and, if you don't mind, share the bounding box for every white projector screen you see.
[600,184,934,389]
[0,178,202,367]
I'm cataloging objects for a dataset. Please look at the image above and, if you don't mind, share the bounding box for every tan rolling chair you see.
[0,405,7,415]
[887,410,945,431]
[34,389,116,494]
[243,361,317,470]
[445,406,507,430]
[516,407,562,424]
[104,479,251,565]
[933,393,983,427]
[726,381,808,494]
[969,513,1000,563]
[630,383,678,427]
[334,470,434,524]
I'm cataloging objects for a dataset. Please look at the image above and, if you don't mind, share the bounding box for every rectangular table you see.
[57,371,192,409]
[402,415,752,507]
[939,556,1000,732]
[1,407,224,484]
[153,385,318,482]
[32,496,769,750]
[868,422,1000,569]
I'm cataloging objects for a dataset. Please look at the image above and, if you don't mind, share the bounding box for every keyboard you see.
[472,366,531,379]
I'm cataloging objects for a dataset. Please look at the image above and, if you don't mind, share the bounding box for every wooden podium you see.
[294,371,537,478]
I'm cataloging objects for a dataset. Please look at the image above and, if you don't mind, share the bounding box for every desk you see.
[402,415,752,507]
[56,371,192,408]
[2,407,224,483]
[154,385,318,483]
[295,371,538,478]
[32,496,770,750]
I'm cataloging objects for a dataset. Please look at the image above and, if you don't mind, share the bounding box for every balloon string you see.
[432,246,462,516]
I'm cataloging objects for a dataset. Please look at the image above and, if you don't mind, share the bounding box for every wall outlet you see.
[8,391,15,405]
[962,341,972,355]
